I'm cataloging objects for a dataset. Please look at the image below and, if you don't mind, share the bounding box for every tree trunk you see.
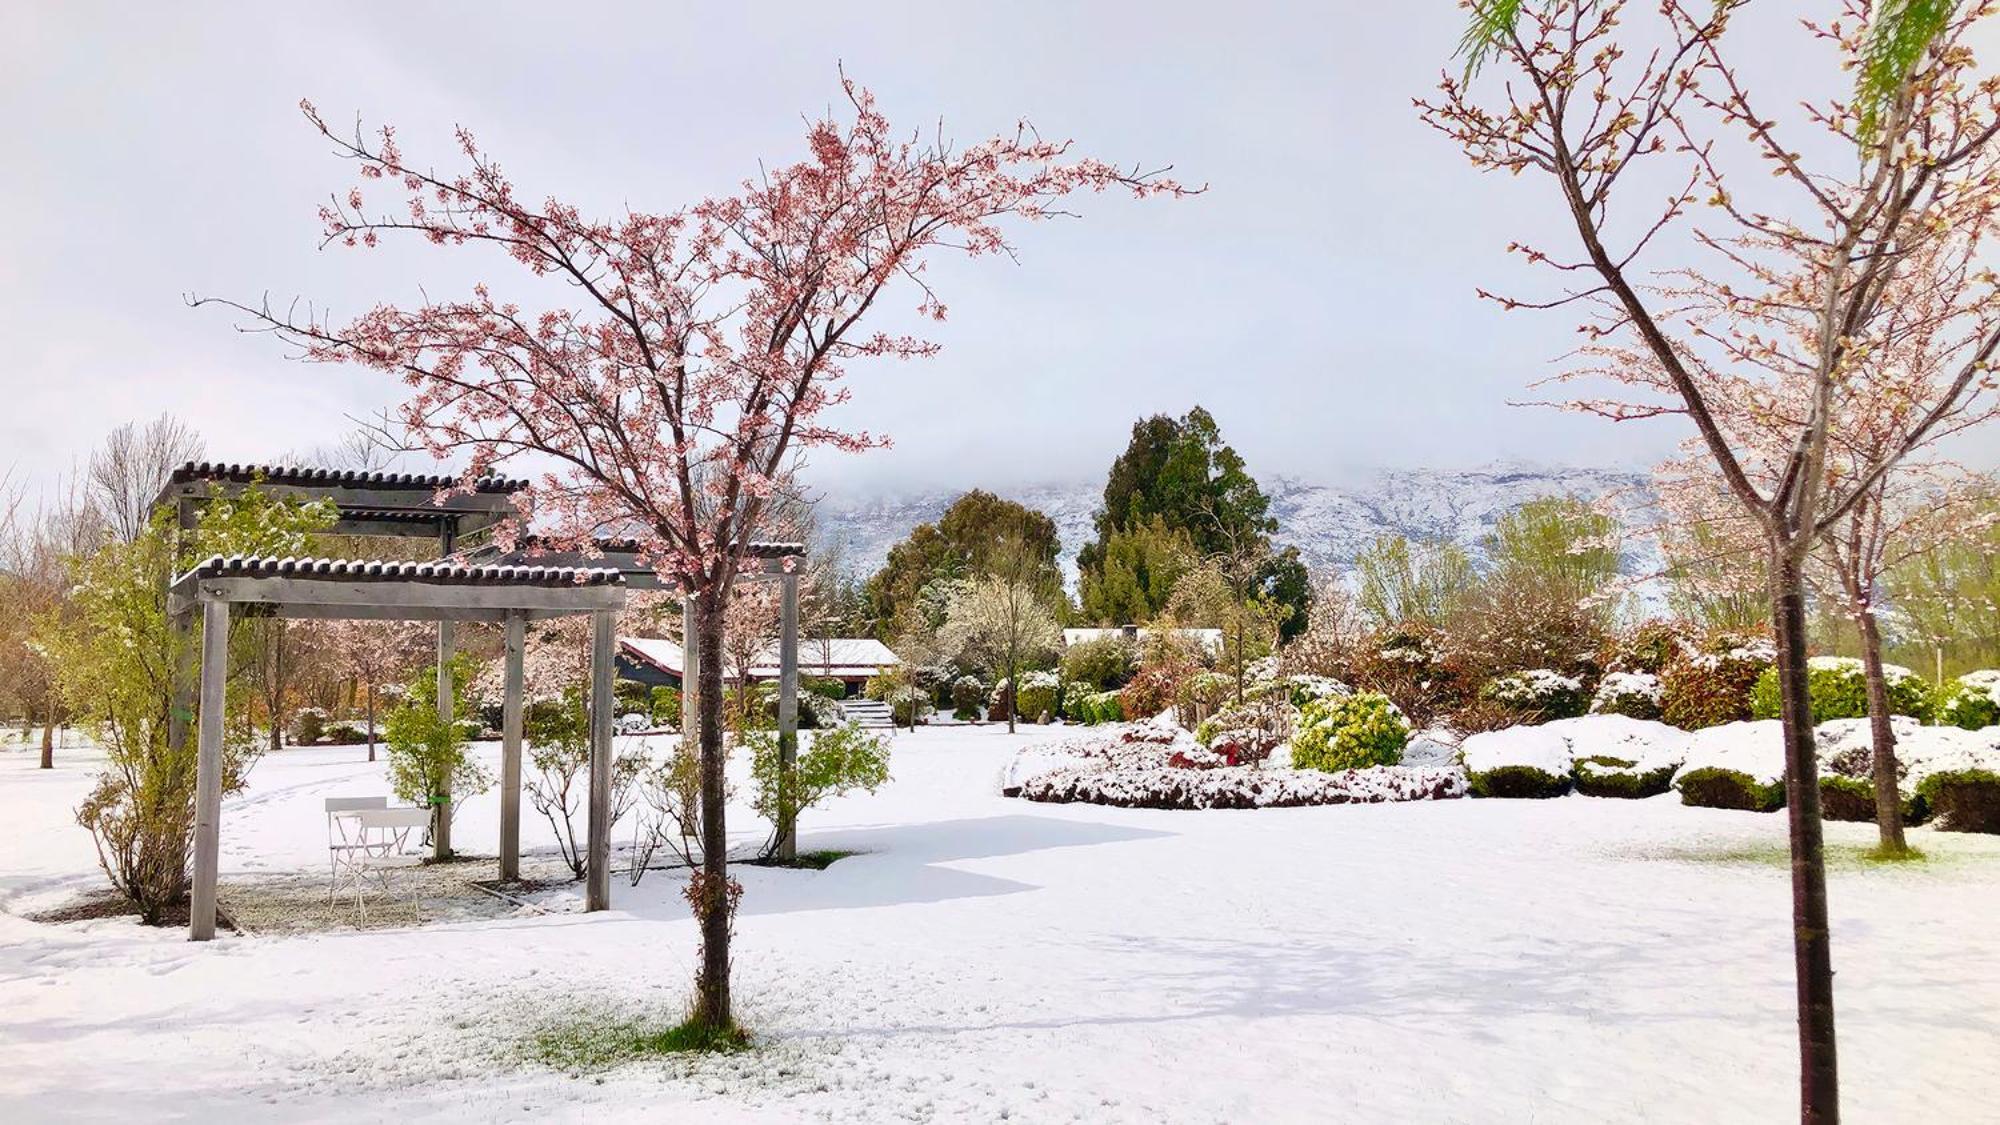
[1770,544,1840,1123]
[365,684,377,763]
[1006,649,1018,735]
[40,701,55,770]
[691,595,734,1032]
[1855,608,1908,855]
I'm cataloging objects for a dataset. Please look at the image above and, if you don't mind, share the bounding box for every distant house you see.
[1062,626,1223,655]
[617,636,899,698]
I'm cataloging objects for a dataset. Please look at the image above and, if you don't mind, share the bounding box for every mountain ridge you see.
[813,460,1652,580]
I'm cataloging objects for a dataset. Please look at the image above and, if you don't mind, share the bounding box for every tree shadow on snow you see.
[730,814,1176,918]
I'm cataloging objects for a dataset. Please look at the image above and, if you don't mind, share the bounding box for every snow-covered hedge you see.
[1462,715,1688,800]
[1590,672,1663,721]
[1481,669,1589,721]
[1674,720,1786,811]
[1001,720,1464,810]
[1937,670,2000,731]
[1749,656,1931,724]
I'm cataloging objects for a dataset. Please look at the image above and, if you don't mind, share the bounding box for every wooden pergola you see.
[169,556,628,940]
[155,462,813,940]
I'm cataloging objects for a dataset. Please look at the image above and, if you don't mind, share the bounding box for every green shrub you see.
[1816,775,1928,825]
[1061,636,1137,691]
[1468,765,1571,799]
[1012,671,1061,723]
[649,686,681,727]
[615,678,651,713]
[1935,672,2000,731]
[1481,669,1589,721]
[950,676,985,721]
[1915,769,2000,834]
[1749,657,1931,724]
[1589,673,1664,721]
[292,707,328,745]
[1661,634,1773,730]
[802,676,847,701]
[1605,619,1688,675]
[1676,767,1784,812]
[1571,755,1674,799]
[1290,691,1408,772]
[748,721,892,856]
[1075,690,1124,725]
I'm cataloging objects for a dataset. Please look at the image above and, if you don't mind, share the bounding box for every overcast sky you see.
[4,1,1974,507]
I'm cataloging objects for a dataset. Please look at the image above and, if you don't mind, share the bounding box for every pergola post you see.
[586,609,615,911]
[166,499,198,765]
[189,596,230,941]
[499,611,525,882]
[433,522,457,860]
[777,569,801,863]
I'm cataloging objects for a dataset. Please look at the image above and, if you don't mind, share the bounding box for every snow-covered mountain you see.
[815,460,1651,580]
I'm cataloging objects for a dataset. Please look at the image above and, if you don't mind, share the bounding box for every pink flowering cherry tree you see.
[201,78,1189,1035]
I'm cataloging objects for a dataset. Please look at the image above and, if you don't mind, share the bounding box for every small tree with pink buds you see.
[1423,2,2000,1116]
[200,78,1189,1035]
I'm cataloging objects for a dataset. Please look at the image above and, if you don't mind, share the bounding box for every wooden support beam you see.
[189,597,230,941]
[500,612,525,882]
[777,569,801,863]
[434,524,456,862]
[586,609,615,911]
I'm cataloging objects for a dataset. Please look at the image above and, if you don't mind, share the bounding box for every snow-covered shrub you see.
[1661,633,1774,730]
[1589,672,1663,721]
[1936,671,2000,731]
[1749,656,1931,724]
[1917,770,2000,834]
[1290,691,1409,772]
[292,706,329,745]
[1572,755,1676,799]
[323,721,370,745]
[1207,727,1282,767]
[1603,619,1689,676]
[1182,671,1235,714]
[1002,721,1463,809]
[1075,690,1126,726]
[1283,674,1351,707]
[1014,670,1061,722]
[1809,718,1924,823]
[1351,626,1463,727]
[1481,669,1588,722]
[1061,636,1137,691]
[886,685,932,727]
[1461,723,1572,798]
[1673,719,1785,811]
[950,675,986,721]
[1118,665,1178,721]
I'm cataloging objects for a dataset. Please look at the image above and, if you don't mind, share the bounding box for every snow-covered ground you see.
[3,727,1998,1122]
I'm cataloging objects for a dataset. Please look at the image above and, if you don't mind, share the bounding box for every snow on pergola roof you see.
[166,461,530,493]
[154,460,527,540]
[170,554,627,624]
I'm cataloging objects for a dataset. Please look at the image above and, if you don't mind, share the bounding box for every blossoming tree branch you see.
[196,76,1191,1035]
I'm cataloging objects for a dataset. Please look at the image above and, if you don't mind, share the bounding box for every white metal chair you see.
[325,796,387,903]
[330,807,433,923]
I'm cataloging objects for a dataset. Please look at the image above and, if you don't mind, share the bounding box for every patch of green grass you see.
[1636,840,1972,872]
[526,1011,751,1072]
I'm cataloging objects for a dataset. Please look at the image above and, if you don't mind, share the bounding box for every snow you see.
[1591,670,1663,711]
[1677,720,1788,785]
[5,726,2000,1121]
[1460,723,1575,775]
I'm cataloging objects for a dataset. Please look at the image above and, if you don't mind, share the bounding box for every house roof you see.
[619,635,898,679]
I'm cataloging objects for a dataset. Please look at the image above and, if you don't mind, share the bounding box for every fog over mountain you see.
[811,460,1652,583]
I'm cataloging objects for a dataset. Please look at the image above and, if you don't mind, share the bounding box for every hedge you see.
[1816,775,1927,825]
[1467,764,1571,799]
[1661,635,1773,730]
[1935,671,2000,731]
[1676,766,1784,812]
[1915,769,2000,834]
[1571,755,1675,799]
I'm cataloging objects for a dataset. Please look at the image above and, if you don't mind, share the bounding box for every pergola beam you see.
[179,554,627,942]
